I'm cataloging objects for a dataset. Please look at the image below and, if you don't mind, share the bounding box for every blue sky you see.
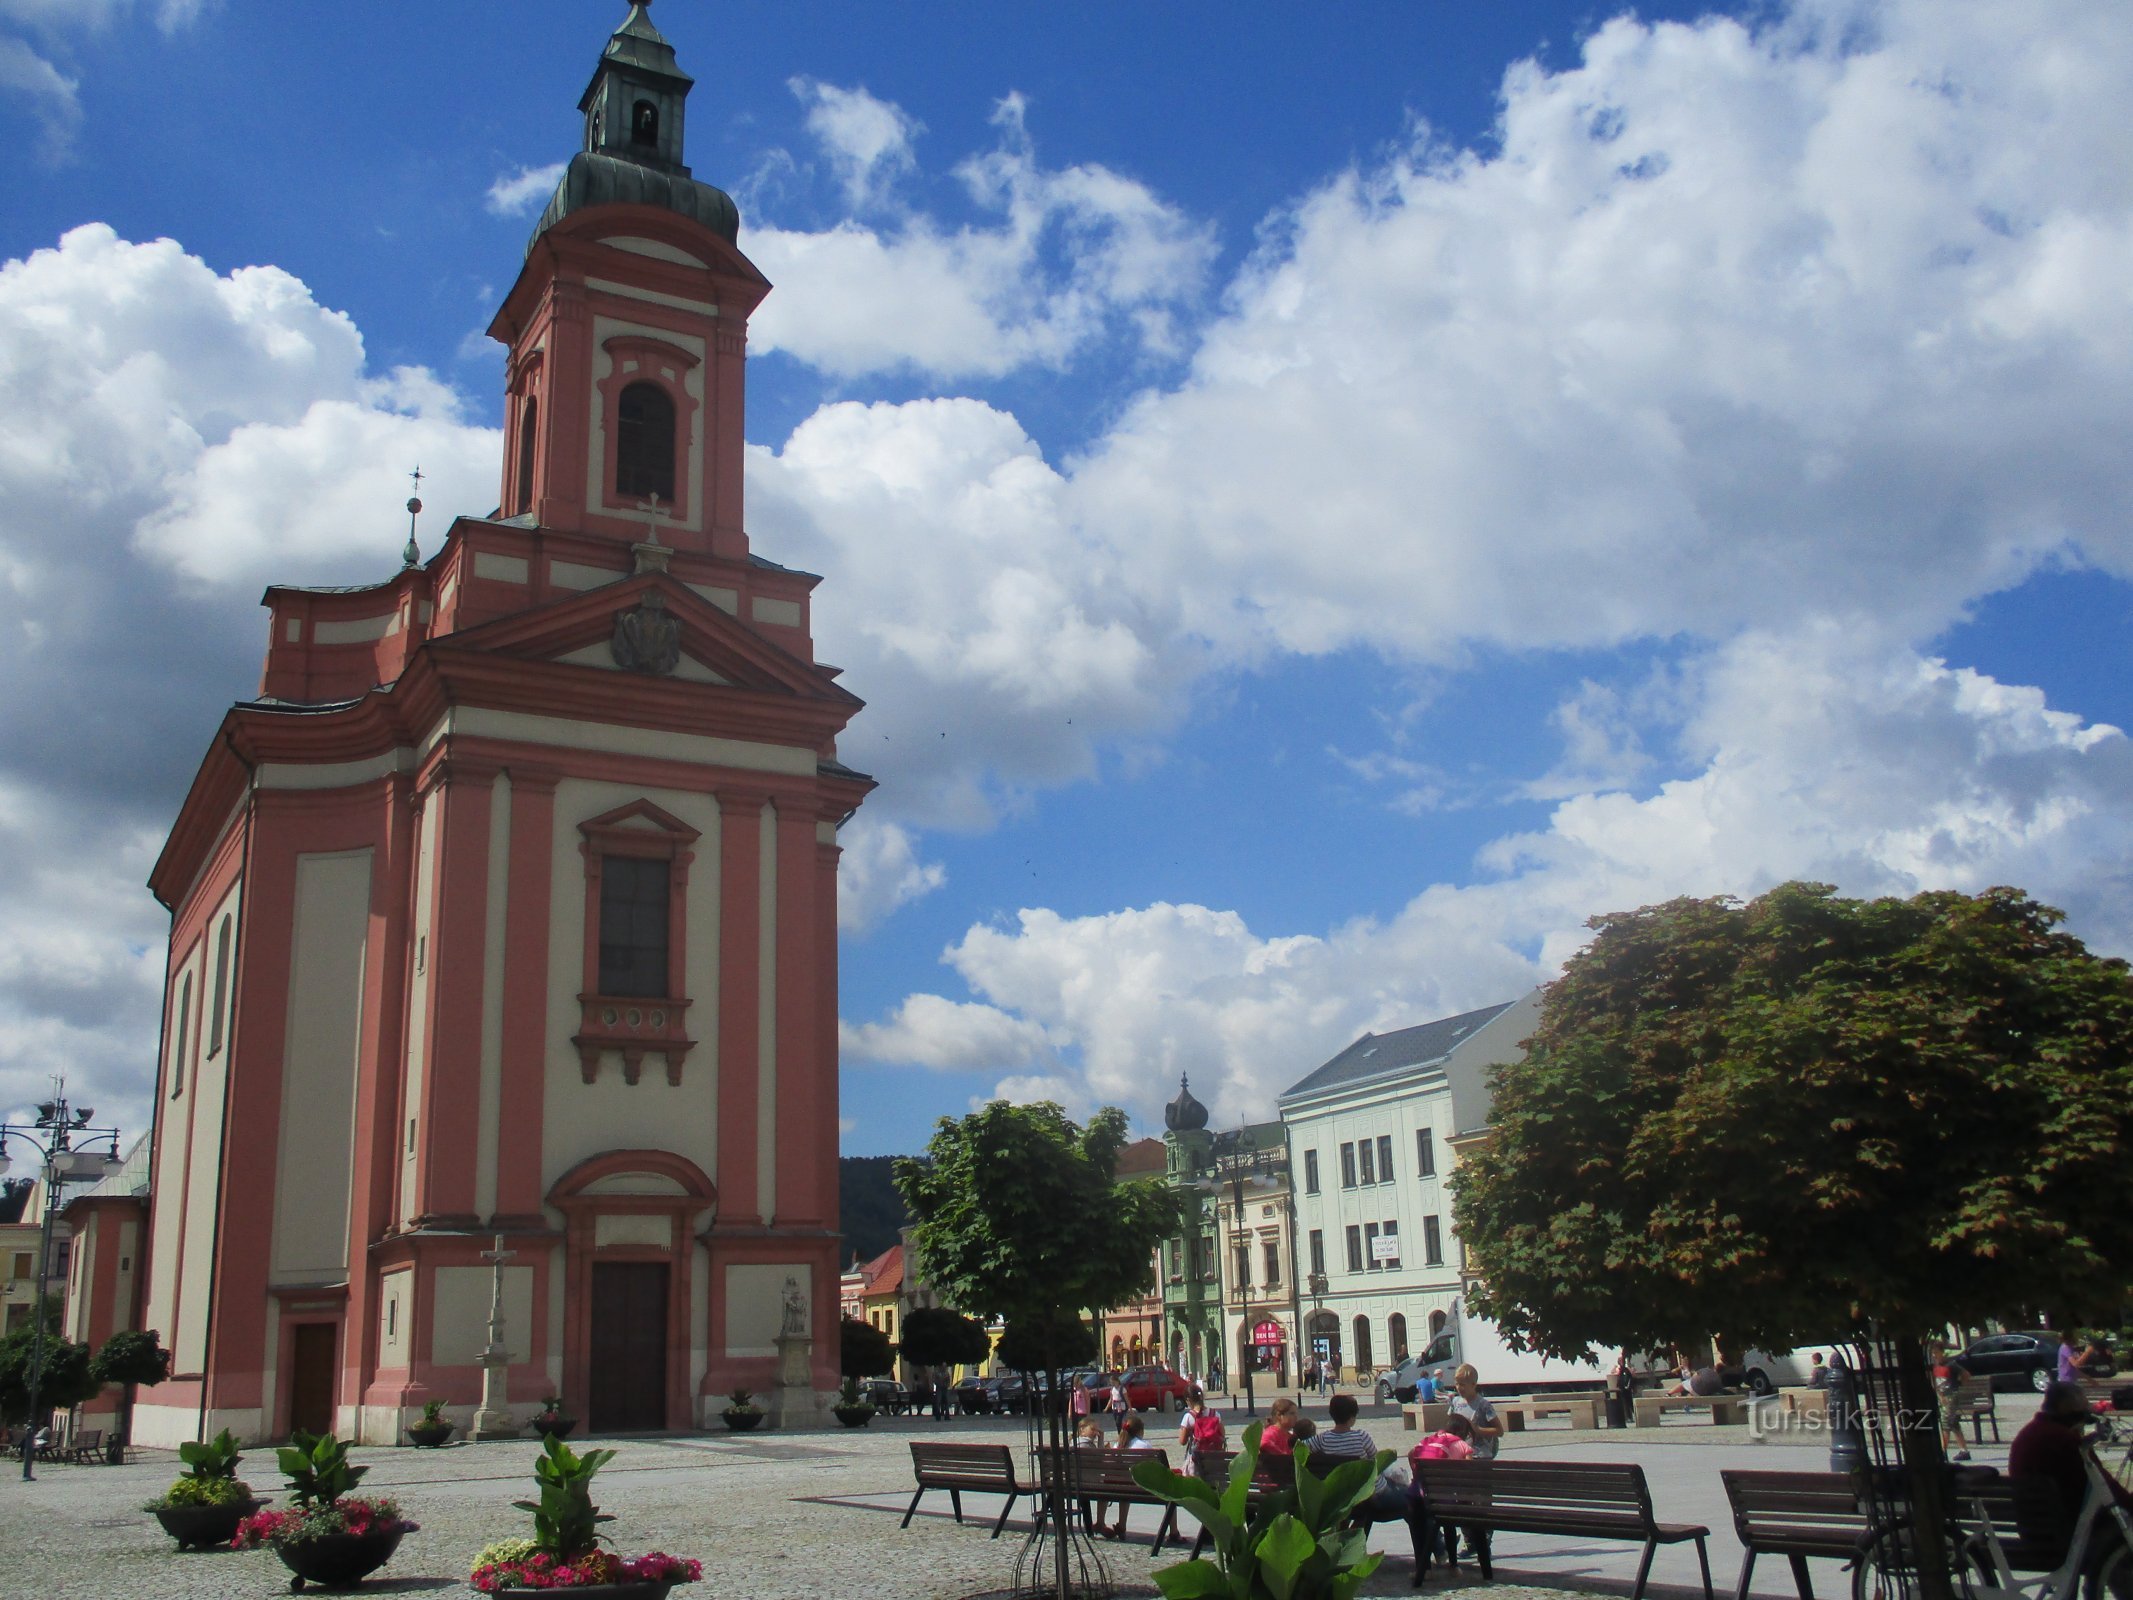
[4,0,2132,1160]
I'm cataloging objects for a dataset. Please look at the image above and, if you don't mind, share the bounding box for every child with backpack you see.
[1405,1413,1477,1584]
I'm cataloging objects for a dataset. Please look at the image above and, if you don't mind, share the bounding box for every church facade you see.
[135,4,871,1446]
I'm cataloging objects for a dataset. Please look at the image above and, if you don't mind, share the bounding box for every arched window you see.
[1352,1315,1374,1374]
[207,914,233,1056]
[614,381,676,503]
[169,972,193,1098]
[1428,1307,1447,1339]
[515,396,538,511]
[1389,1312,1409,1360]
[631,99,659,146]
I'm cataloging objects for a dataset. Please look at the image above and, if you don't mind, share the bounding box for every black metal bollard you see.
[1827,1354,1866,1474]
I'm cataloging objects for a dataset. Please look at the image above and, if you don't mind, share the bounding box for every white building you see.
[1279,992,1540,1383]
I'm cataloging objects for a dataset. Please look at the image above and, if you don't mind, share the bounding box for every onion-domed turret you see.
[1164,1075,1209,1133]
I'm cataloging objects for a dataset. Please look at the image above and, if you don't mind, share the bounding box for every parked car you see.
[1957,1331,2064,1393]
[1118,1365,1193,1412]
[1374,1355,1432,1404]
[952,1373,996,1414]
[863,1378,911,1414]
[1726,1346,1844,1397]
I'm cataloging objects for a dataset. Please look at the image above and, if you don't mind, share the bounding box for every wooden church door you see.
[588,1262,669,1430]
[288,1323,337,1437]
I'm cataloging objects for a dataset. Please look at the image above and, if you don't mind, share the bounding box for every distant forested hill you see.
[839,1155,910,1264]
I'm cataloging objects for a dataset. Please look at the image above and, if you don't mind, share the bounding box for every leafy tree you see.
[1452,882,2133,1600]
[839,1316,893,1380]
[0,1321,95,1422]
[90,1328,170,1448]
[996,1308,1096,1374]
[897,1306,991,1371]
[897,1101,1179,1597]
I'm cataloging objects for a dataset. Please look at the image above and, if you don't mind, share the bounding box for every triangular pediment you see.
[436,572,852,705]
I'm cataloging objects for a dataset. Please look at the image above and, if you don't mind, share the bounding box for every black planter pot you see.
[481,1585,675,1600]
[832,1405,874,1429]
[152,1497,262,1551]
[405,1421,453,1448]
[530,1416,576,1440]
[721,1409,763,1432]
[273,1524,410,1591]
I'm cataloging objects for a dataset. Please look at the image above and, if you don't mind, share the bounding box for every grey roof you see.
[527,151,738,254]
[1279,1002,1517,1104]
[579,2,693,106]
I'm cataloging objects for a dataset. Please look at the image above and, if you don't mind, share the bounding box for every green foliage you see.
[840,1315,894,1379]
[89,1328,171,1390]
[536,1393,568,1418]
[471,1537,540,1571]
[419,1398,447,1424]
[723,1387,759,1414]
[1131,1421,1389,1600]
[275,1430,369,1508]
[997,1307,1097,1374]
[895,1102,1180,1339]
[177,1428,244,1481]
[1452,882,2133,1359]
[0,1322,94,1419]
[511,1432,618,1560]
[835,1376,873,1411]
[839,1154,911,1261]
[896,1305,990,1369]
[151,1473,253,1509]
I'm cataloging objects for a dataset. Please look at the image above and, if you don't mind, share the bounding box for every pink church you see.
[134,4,872,1445]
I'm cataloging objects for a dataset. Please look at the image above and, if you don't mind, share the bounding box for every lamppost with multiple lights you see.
[0,1083,123,1480]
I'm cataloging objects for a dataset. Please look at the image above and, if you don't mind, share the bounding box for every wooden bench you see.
[1945,1375,2000,1444]
[1499,1393,1602,1431]
[1031,1446,1183,1553]
[1719,1469,1870,1600]
[903,1442,1033,1538]
[1636,1392,1747,1426]
[1413,1458,1714,1600]
[63,1428,104,1465]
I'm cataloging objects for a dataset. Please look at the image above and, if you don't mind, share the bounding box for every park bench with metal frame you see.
[1719,1468,1872,1600]
[902,1441,1034,1538]
[1030,1445,1183,1554]
[1413,1457,1716,1600]
[1947,1375,2000,1444]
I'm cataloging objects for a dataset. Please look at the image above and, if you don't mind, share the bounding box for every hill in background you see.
[839,1154,909,1264]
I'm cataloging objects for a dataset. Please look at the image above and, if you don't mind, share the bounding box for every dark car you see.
[953,1373,996,1414]
[1956,1331,2062,1393]
[863,1378,912,1414]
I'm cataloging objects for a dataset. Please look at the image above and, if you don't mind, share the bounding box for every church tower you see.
[136,3,872,1445]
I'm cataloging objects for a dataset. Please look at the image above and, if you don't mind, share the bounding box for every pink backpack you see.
[1188,1409,1226,1452]
[1411,1431,1471,1463]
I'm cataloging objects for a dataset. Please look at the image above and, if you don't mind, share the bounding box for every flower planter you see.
[274,1524,411,1590]
[832,1405,874,1429]
[152,1497,262,1551]
[406,1421,453,1449]
[720,1410,762,1432]
[529,1416,575,1440]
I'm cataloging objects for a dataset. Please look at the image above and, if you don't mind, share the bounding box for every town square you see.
[2,2,2131,1599]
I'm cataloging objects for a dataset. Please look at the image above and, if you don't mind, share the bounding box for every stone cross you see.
[471,1233,520,1439]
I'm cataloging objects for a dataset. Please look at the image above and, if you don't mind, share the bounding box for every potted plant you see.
[407,1399,453,1449]
[233,1429,417,1590]
[719,1387,762,1432]
[143,1428,262,1551]
[530,1395,575,1440]
[468,1433,702,1596]
[1131,1421,1391,1600]
[831,1376,875,1428]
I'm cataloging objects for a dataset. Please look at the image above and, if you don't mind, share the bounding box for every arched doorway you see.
[1308,1309,1341,1379]
[1389,1312,1409,1360]
[550,1148,717,1431]
[1352,1314,1374,1375]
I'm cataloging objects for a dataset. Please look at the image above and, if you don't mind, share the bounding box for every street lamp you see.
[0,1083,123,1481]
[1306,1272,1329,1391]
[1201,1129,1285,1419]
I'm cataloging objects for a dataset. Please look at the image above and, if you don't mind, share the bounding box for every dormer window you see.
[615,382,676,502]
[631,99,659,147]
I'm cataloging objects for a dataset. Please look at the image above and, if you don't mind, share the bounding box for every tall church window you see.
[515,397,538,512]
[169,972,193,1097]
[207,914,232,1057]
[631,99,659,147]
[598,855,670,998]
[615,381,676,503]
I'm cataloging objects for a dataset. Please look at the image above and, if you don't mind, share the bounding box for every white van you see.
[1730,1345,1844,1395]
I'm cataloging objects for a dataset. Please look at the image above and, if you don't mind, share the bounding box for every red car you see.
[1097,1365,1191,1412]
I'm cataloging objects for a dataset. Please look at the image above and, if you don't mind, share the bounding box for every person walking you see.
[1179,1388,1229,1488]
[1107,1373,1129,1436]
[1932,1341,1973,1462]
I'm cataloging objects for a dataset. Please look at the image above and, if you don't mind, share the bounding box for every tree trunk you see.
[1893,1333,1957,1600]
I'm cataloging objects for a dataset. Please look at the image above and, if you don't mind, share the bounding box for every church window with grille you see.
[614,381,676,503]
[598,855,670,998]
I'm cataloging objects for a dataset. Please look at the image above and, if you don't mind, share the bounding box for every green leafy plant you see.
[178,1427,244,1481]
[834,1376,874,1411]
[275,1429,369,1508]
[839,1315,894,1379]
[146,1474,254,1510]
[536,1393,568,1419]
[419,1398,447,1424]
[513,1432,618,1559]
[722,1386,759,1414]
[1130,1421,1390,1600]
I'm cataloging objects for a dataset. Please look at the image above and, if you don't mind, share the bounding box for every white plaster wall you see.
[723,1262,807,1359]
[271,849,373,1281]
[143,944,204,1351]
[378,1268,412,1368]
[431,1264,533,1368]
[541,779,722,1202]
[400,802,442,1223]
[175,881,242,1371]
[475,777,512,1222]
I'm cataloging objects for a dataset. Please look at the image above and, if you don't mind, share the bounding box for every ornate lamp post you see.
[1203,1128,1286,1418]
[0,1083,123,1481]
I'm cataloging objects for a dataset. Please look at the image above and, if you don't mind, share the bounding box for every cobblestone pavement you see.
[0,1412,1870,1600]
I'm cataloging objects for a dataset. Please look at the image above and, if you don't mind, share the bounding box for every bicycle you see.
[1851,1454,2133,1600]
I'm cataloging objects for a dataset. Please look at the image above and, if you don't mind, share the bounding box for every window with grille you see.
[597,855,670,997]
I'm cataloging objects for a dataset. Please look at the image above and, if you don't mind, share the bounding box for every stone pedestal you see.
[768,1330,823,1429]
[472,1342,519,1440]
